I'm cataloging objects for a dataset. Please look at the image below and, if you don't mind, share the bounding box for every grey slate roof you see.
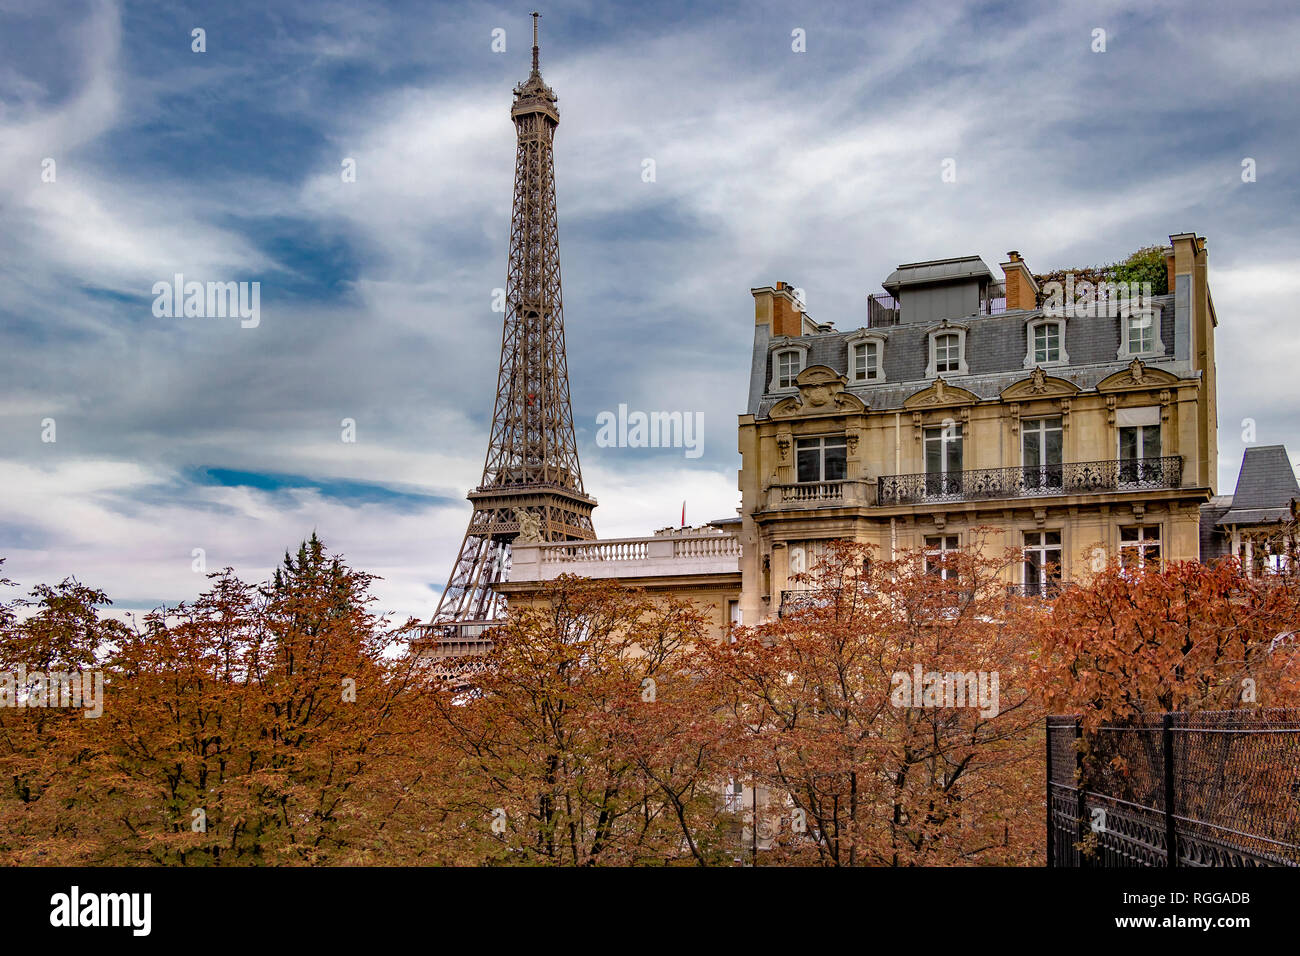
[752,294,1180,418]
[882,256,994,292]
[1199,495,1234,561]
[1215,445,1300,526]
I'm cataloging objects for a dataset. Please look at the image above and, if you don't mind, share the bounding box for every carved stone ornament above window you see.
[1000,369,1081,401]
[1096,358,1180,392]
[903,376,979,410]
[770,365,867,419]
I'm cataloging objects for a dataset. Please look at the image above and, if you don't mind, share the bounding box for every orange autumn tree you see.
[1036,556,1300,863]
[1037,556,1300,730]
[0,565,129,862]
[701,537,1047,866]
[0,538,435,865]
[425,575,737,866]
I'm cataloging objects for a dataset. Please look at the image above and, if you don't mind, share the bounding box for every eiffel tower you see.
[425,13,596,658]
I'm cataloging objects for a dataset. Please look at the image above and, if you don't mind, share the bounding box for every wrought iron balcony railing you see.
[1005,581,1066,599]
[778,588,839,617]
[876,456,1182,506]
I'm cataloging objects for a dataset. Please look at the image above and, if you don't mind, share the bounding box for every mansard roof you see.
[1215,445,1300,526]
[752,294,1180,419]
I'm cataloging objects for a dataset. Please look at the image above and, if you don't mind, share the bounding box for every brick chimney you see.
[1000,251,1040,311]
[752,281,804,337]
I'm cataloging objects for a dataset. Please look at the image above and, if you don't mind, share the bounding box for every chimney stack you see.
[1000,251,1039,311]
[752,282,804,337]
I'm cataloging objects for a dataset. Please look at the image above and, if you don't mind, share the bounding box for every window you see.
[1035,324,1057,363]
[1120,525,1161,570]
[934,333,961,373]
[924,423,963,496]
[1024,318,1068,368]
[846,334,887,383]
[727,600,741,641]
[850,340,882,382]
[1118,306,1164,358]
[925,535,960,579]
[775,349,802,389]
[925,325,970,377]
[1128,314,1154,353]
[1021,417,1063,491]
[1023,531,1062,596]
[1033,323,1059,364]
[796,435,847,483]
[790,540,828,574]
[1118,412,1161,484]
[724,778,744,812]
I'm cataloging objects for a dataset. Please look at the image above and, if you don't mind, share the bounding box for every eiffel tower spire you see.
[430,13,596,635]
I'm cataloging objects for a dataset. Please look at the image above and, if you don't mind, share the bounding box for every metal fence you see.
[1047,710,1300,867]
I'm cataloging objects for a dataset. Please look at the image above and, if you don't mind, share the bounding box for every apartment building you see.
[737,234,1218,623]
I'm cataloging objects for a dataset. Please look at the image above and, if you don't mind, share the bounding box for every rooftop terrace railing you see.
[866,292,1010,326]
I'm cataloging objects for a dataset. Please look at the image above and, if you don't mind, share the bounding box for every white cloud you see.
[3,0,1299,617]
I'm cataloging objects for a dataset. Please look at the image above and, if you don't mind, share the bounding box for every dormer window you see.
[1118,305,1165,359]
[768,344,808,392]
[846,332,886,384]
[1024,317,1068,368]
[925,324,969,378]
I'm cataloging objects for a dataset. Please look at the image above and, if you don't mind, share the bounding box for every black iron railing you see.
[1048,710,1300,868]
[866,293,900,328]
[1006,581,1065,599]
[779,587,880,617]
[778,588,833,617]
[877,456,1182,506]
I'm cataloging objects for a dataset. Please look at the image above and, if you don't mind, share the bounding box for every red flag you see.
[681,501,686,527]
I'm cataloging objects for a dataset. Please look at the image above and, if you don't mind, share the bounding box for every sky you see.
[2,0,1298,624]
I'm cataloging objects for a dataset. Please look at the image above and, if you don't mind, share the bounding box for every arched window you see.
[846,332,887,384]
[1118,305,1165,359]
[925,324,969,378]
[1024,317,1068,368]
[768,344,808,391]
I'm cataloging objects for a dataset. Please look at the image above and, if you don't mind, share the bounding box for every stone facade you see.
[738,234,1218,624]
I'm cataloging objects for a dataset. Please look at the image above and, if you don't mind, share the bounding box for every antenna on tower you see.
[531,11,540,72]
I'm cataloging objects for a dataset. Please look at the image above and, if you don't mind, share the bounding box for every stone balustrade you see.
[511,531,742,581]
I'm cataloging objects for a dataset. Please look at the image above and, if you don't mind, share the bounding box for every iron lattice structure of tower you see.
[428,14,596,649]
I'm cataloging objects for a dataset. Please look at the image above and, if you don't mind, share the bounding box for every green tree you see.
[1111,244,1169,296]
